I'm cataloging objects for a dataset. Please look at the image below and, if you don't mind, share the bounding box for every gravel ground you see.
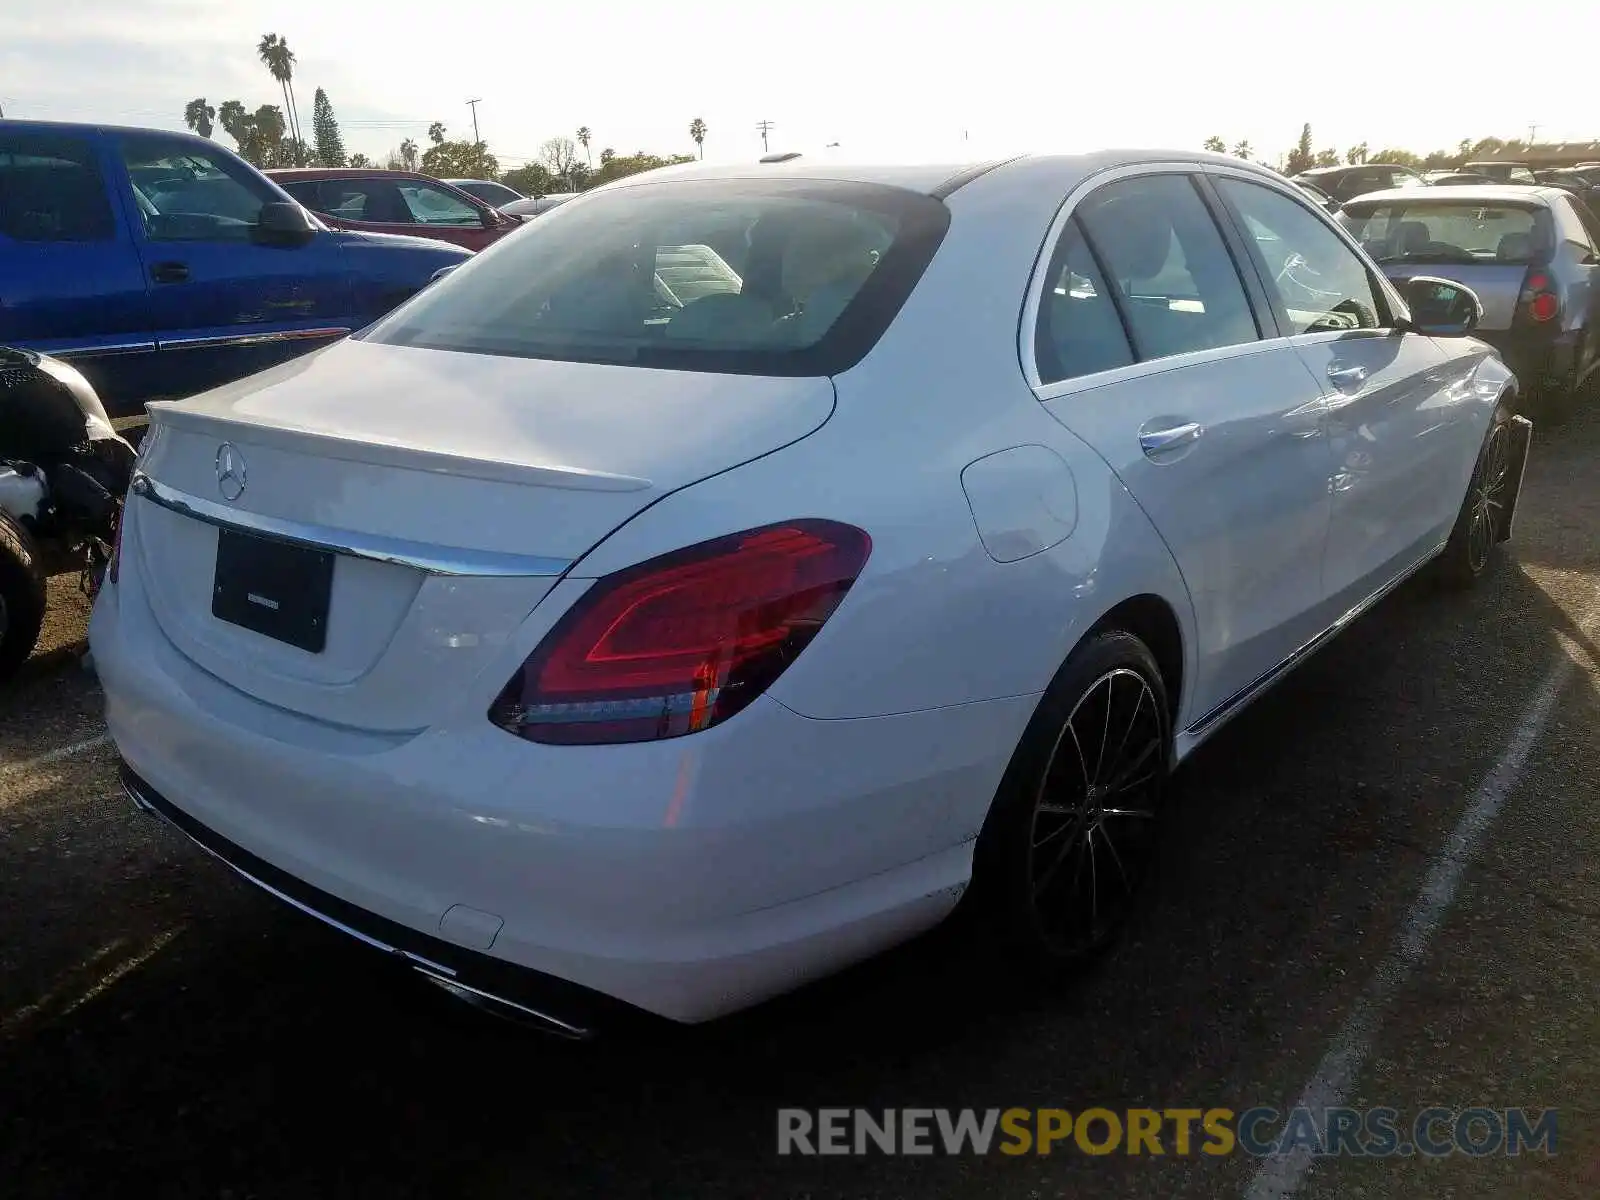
[3,407,1599,1198]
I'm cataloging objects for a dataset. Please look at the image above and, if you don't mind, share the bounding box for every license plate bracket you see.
[211,526,335,653]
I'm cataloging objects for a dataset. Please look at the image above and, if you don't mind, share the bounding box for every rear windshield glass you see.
[361,178,950,376]
[1338,200,1551,265]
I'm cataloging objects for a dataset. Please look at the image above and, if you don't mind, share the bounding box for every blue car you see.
[0,120,471,418]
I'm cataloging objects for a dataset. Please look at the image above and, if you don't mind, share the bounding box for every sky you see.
[3,0,1596,171]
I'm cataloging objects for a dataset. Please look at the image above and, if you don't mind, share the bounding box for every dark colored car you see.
[1291,164,1427,203]
[269,169,521,251]
[0,120,470,417]
[442,178,525,208]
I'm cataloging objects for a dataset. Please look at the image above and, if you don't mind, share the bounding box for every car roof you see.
[590,149,1291,199]
[266,167,444,183]
[1,117,225,152]
[442,178,504,186]
[1344,184,1561,206]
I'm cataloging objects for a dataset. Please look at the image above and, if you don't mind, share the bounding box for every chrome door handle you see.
[1326,363,1367,389]
[1139,422,1203,456]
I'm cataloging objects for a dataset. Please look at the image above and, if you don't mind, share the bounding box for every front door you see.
[282,175,497,251]
[1032,168,1335,722]
[0,127,158,414]
[1207,170,1472,609]
[113,132,354,403]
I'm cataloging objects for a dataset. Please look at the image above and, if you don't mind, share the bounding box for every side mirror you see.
[253,201,317,248]
[1395,276,1481,337]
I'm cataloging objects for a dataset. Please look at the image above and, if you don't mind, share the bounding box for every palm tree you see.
[399,138,418,170]
[576,126,592,166]
[257,34,303,164]
[184,98,217,139]
[689,117,707,160]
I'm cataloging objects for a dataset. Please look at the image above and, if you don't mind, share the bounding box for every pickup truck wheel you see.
[0,511,48,684]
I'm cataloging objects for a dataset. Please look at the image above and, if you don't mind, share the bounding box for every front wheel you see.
[972,630,1172,972]
[1436,404,1515,588]
[0,511,48,684]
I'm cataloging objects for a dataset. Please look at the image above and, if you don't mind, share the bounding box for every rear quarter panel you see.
[563,157,1199,728]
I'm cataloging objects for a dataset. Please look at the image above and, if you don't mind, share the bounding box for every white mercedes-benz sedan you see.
[93,150,1530,1035]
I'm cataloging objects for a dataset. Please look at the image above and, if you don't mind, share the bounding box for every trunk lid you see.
[131,339,835,731]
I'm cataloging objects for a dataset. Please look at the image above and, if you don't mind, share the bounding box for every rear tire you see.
[1436,402,1515,589]
[971,629,1172,975]
[0,511,48,684]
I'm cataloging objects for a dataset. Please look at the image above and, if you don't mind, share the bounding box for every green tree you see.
[1285,123,1314,174]
[220,103,288,167]
[349,152,372,168]
[599,147,615,165]
[1369,147,1421,167]
[576,126,592,165]
[689,117,707,159]
[1346,142,1369,165]
[311,88,346,166]
[1232,139,1252,161]
[420,123,497,178]
[502,163,555,195]
[257,34,304,165]
[587,151,695,188]
[1203,135,1227,152]
[399,138,419,170]
[1315,148,1340,166]
[184,98,216,139]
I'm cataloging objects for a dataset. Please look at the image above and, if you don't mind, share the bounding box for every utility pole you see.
[756,120,774,153]
[467,98,483,145]
[1528,122,1540,145]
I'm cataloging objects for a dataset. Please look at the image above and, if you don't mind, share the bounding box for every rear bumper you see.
[90,563,1031,1025]
[1474,328,1579,393]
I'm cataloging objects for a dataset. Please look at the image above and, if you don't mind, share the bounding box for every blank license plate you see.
[211,526,335,653]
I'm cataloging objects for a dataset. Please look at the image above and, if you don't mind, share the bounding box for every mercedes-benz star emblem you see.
[216,443,247,502]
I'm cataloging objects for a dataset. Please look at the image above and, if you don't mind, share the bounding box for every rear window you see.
[0,134,115,242]
[361,178,951,376]
[1338,200,1552,265]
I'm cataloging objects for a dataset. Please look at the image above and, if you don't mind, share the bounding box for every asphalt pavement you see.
[4,406,1600,1198]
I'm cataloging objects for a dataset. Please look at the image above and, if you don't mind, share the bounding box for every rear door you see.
[1208,169,1473,606]
[112,131,354,401]
[0,127,158,414]
[1030,167,1335,721]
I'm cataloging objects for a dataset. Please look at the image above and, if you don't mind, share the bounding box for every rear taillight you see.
[490,520,871,746]
[1518,269,1560,323]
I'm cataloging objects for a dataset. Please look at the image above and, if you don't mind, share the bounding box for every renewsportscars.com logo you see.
[776,1106,1558,1158]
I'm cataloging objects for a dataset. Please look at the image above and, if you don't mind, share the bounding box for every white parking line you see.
[0,732,111,778]
[1245,594,1599,1199]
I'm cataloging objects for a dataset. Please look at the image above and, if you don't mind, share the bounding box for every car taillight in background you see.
[1518,269,1560,324]
[490,520,871,745]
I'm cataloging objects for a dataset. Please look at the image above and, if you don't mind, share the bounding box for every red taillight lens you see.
[1518,270,1559,324]
[490,520,871,745]
[1529,291,1559,322]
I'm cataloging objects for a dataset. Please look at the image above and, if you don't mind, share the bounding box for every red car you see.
[266,168,521,251]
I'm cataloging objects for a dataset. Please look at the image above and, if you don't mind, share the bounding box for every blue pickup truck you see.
[1,120,470,418]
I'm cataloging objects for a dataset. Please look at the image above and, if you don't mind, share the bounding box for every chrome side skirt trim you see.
[157,327,351,352]
[122,776,592,1040]
[130,472,573,578]
[52,340,158,359]
[1183,542,1447,742]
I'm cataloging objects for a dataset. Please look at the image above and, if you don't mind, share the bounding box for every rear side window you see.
[1339,200,1551,265]
[363,178,951,377]
[1034,220,1135,385]
[0,134,115,242]
[1072,174,1259,361]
